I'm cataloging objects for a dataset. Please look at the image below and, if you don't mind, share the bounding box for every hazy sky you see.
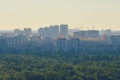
[0,0,120,30]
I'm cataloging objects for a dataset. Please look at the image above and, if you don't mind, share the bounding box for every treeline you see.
[0,53,120,80]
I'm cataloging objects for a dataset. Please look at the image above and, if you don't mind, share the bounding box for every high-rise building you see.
[38,25,59,38]
[30,35,41,43]
[24,28,32,36]
[49,25,59,38]
[101,29,111,36]
[56,38,67,51]
[38,27,48,37]
[14,29,23,35]
[110,35,120,45]
[6,35,27,46]
[100,29,111,41]
[73,30,99,38]
[60,24,68,37]
[68,38,80,52]
[85,30,99,38]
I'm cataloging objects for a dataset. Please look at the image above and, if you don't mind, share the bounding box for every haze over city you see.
[0,0,120,79]
[0,0,120,30]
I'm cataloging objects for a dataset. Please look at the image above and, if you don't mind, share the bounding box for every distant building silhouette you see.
[60,24,68,37]
[14,29,23,35]
[24,28,32,36]
[101,29,111,41]
[110,35,120,45]
[6,35,27,46]
[38,25,59,39]
[14,28,32,37]
[56,38,67,51]
[73,30,99,38]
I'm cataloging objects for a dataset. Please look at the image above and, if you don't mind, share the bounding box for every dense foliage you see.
[0,53,120,80]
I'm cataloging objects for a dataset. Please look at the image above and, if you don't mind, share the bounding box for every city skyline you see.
[0,0,120,30]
